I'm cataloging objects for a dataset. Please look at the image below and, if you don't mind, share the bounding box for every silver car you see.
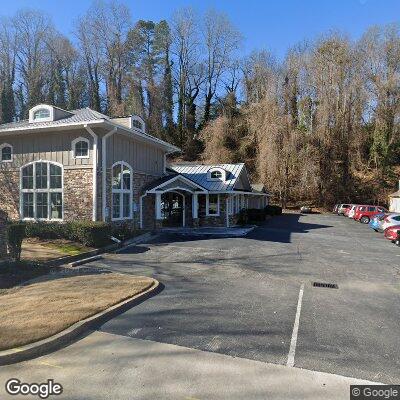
[381,213,400,232]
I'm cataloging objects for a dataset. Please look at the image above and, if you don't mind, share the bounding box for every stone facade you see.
[63,167,93,221]
[0,210,7,259]
[0,168,20,220]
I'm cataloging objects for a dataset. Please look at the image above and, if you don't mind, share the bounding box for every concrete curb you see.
[0,279,160,366]
[115,232,157,253]
[69,255,103,267]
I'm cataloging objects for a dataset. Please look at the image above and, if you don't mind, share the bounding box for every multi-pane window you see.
[74,140,89,158]
[210,170,222,179]
[21,161,63,220]
[112,162,132,220]
[33,109,50,120]
[1,145,12,162]
[207,194,220,216]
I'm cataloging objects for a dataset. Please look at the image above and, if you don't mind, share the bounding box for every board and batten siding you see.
[107,132,164,176]
[0,129,93,168]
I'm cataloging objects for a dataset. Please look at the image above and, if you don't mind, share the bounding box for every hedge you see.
[25,221,111,248]
[7,222,26,261]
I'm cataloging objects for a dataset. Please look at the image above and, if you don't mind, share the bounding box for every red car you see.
[384,225,400,244]
[354,205,387,223]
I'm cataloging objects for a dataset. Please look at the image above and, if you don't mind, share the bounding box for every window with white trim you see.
[206,194,220,216]
[72,137,89,158]
[33,109,50,120]
[0,144,12,162]
[207,168,226,182]
[21,161,63,220]
[112,162,132,220]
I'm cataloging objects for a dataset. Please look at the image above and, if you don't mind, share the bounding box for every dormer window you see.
[71,137,90,159]
[131,115,145,133]
[207,167,226,181]
[33,109,50,120]
[0,143,12,162]
[29,104,54,123]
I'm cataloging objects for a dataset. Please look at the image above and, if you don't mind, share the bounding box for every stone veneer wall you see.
[0,210,8,259]
[0,169,20,220]
[63,167,93,221]
[198,194,229,227]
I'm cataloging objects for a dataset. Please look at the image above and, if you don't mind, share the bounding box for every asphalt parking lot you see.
[92,212,400,384]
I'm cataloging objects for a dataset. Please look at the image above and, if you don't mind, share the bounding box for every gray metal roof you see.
[0,108,109,132]
[170,163,246,191]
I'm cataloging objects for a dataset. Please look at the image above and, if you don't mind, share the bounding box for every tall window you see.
[33,109,50,120]
[0,144,12,162]
[207,194,220,216]
[21,161,63,220]
[112,162,132,220]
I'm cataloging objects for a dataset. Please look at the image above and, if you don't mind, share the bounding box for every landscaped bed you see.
[0,272,155,351]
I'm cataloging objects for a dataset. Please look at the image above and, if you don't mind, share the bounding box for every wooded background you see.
[0,1,399,207]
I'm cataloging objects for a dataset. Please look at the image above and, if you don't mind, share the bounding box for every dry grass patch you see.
[0,273,155,351]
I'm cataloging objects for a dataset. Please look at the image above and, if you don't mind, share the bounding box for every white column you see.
[192,193,198,219]
[226,196,229,227]
[155,193,162,219]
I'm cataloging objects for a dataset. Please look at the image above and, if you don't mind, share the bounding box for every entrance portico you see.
[142,175,207,229]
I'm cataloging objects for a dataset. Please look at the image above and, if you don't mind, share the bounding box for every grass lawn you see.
[22,238,93,262]
[0,272,155,351]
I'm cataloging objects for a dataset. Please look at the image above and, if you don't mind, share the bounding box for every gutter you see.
[84,125,98,221]
[102,128,117,222]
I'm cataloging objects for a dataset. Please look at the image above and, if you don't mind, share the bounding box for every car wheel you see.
[360,216,370,224]
[374,229,378,232]
[396,239,400,247]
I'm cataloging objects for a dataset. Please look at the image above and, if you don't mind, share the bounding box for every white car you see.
[348,205,358,219]
[381,213,400,232]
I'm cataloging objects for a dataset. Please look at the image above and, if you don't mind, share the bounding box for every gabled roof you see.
[0,108,108,132]
[0,106,180,153]
[170,163,247,191]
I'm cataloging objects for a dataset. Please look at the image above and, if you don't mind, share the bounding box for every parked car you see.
[300,206,312,214]
[337,204,352,215]
[348,205,358,219]
[381,213,400,232]
[354,205,387,224]
[369,213,387,232]
[333,204,339,213]
[384,225,400,244]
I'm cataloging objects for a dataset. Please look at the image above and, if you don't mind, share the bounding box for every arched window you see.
[33,109,50,120]
[207,167,226,181]
[72,137,90,158]
[0,143,12,162]
[210,170,222,180]
[21,161,63,220]
[112,162,132,220]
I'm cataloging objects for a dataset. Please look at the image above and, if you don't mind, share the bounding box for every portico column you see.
[192,193,198,219]
[155,193,162,229]
[192,193,199,227]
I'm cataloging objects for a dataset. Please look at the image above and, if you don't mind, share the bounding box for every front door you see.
[161,192,184,227]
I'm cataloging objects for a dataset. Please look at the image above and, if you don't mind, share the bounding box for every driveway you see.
[0,213,399,399]
[95,213,400,383]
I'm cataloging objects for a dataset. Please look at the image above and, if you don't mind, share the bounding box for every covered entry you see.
[141,174,207,228]
[161,191,185,227]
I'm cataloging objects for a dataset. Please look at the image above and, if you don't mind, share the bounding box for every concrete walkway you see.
[0,331,377,400]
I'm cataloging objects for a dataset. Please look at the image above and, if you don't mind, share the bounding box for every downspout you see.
[84,125,98,222]
[101,128,117,221]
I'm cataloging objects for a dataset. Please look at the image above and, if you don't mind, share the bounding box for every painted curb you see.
[115,232,156,253]
[69,255,103,267]
[0,279,160,366]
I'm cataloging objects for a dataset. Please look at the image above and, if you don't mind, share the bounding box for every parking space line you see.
[287,283,304,367]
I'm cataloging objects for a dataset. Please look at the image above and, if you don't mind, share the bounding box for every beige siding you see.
[107,133,164,175]
[0,129,94,168]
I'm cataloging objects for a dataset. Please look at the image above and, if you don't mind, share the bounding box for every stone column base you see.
[192,218,199,228]
[154,219,163,230]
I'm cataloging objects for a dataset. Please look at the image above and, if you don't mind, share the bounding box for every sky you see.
[1,0,399,59]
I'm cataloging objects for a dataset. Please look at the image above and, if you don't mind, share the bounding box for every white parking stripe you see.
[287,283,305,367]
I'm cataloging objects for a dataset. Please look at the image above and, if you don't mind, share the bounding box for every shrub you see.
[111,223,136,241]
[6,222,26,262]
[265,205,282,216]
[25,221,111,248]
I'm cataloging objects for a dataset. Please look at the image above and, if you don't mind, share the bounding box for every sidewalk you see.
[0,331,378,400]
